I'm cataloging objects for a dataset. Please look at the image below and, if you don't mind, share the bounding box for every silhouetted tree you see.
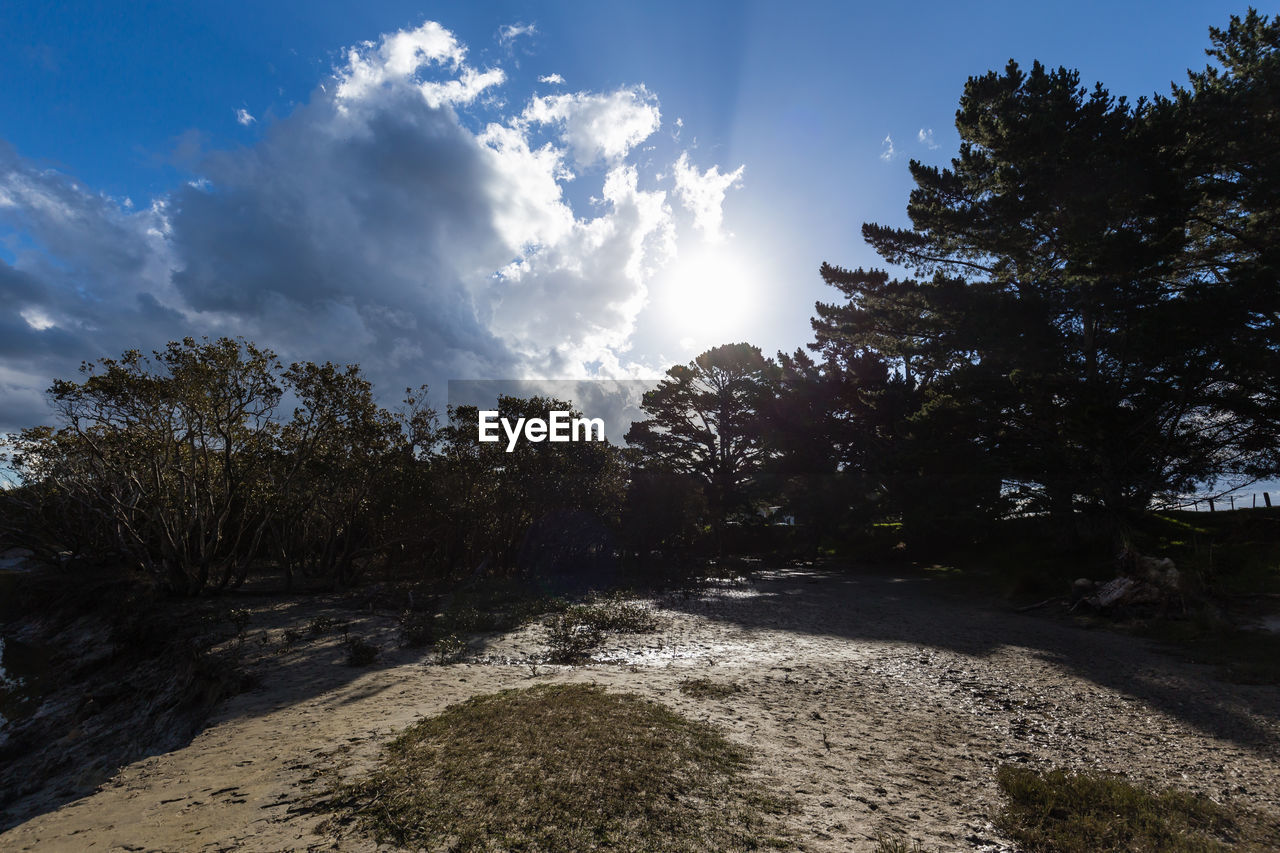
[626,343,779,551]
[816,15,1280,538]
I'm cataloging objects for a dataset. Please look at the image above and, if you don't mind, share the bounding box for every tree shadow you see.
[658,565,1280,753]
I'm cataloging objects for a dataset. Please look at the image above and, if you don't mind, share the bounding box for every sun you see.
[657,243,759,345]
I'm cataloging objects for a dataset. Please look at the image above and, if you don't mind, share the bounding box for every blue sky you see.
[0,0,1258,493]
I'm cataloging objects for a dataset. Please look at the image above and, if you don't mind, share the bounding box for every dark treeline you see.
[2,10,1277,595]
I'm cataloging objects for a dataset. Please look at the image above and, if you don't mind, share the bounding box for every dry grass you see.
[325,684,795,851]
[996,764,1276,852]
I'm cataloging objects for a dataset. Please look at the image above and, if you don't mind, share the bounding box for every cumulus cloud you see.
[0,20,745,434]
[538,73,564,85]
[880,134,897,162]
[235,108,256,125]
[335,21,498,107]
[917,127,938,149]
[522,87,661,166]
[671,153,744,242]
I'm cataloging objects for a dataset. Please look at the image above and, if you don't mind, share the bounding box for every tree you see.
[434,395,627,577]
[816,23,1280,536]
[17,338,282,593]
[269,361,407,588]
[626,343,778,549]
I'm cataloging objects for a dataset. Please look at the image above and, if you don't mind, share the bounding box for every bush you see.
[433,634,466,665]
[398,611,435,648]
[343,636,379,667]
[545,614,604,663]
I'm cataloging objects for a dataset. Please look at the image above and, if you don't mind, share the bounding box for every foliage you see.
[813,12,1280,541]
[434,395,628,576]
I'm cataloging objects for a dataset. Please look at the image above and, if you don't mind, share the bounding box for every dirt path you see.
[3,567,1278,851]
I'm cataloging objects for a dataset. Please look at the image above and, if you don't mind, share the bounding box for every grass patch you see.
[679,677,742,699]
[996,764,1275,852]
[326,684,794,852]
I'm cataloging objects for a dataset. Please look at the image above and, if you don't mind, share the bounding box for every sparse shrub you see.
[434,634,466,665]
[398,610,435,648]
[545,614,604,663]
[542,593,658,663]
[226,608,252,638]
[308,615,344,636]
[344,636,379,667]
[438,605,497,634]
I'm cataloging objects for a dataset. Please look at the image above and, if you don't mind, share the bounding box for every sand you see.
[2,566,1277,851]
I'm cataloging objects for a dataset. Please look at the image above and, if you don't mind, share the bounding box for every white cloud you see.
[538,73,565,85]
[499,23,537,44]
[419,66,506,109]
[671,153,743,242]
[917,127,938,149]
[0,20,743,433]
[522,87,661,166]
[335,20,494,106]
[235,108,256,126]
[880,134,897,162]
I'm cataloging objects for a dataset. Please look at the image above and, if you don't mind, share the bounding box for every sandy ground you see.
[2,567,1278,852]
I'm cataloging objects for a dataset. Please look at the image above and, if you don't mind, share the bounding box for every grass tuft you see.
[995,764,1275,852]
[326,683,794,852]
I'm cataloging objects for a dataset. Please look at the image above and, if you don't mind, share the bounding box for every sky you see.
[0,0,1258,481]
